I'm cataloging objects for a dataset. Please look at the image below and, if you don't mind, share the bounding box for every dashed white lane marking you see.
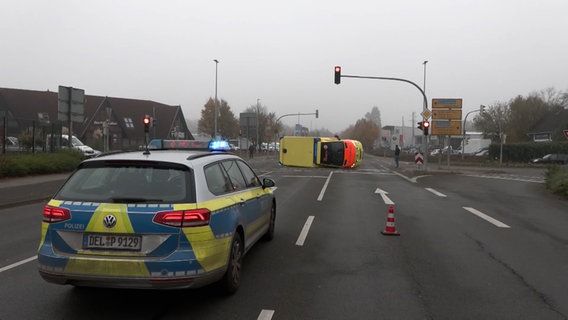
[425,187,447,197]
[257,309,275,320]
[317,172,333,201]
[0,256,37,273]
[296,216,315,246]
[463,207,511,228]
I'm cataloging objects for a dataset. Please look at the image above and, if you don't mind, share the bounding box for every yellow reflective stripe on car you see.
[64,257,150,277]
[183,226,232,272]
[38,222,49,250]
[47,199,63,207]
[176,197,238,272]
[85,204,134,233]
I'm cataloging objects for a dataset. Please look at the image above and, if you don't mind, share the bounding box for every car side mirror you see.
[262,178,275,189]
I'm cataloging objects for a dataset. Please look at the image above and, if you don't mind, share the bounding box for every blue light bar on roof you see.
[209,140,230,151]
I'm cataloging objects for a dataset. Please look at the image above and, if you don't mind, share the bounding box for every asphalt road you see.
[1,154,567,319]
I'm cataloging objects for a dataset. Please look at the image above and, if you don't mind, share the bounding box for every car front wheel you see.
[263,203,276,241]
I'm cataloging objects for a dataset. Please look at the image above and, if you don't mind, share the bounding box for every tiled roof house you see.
[0,87,194,151]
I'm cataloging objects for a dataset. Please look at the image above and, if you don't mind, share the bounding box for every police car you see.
[38,140,276,293]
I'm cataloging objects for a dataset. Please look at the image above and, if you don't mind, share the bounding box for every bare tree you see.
[473,102,510,143]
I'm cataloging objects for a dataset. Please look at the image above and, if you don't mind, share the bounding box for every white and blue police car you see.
[38,140,276,294]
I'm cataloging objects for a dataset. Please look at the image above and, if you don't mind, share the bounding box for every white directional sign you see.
[58,86,85,122]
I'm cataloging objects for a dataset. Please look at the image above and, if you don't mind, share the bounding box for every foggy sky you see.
[2,0,567,133]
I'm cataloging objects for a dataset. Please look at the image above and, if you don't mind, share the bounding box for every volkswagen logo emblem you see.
[103,215,117,228]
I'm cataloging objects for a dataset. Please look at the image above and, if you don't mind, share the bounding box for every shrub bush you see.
[546,166,568,198]
[0,151,83,178]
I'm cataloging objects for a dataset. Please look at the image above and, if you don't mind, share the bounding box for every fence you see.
[1,116,65,154]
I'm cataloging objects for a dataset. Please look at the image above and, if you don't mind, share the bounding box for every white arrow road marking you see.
[374,188,395,205]
[425,187,447,197]
[463,207,511,228]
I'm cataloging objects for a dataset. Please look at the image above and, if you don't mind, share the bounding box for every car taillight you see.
[153,209,211,228]
[43,206,71,223]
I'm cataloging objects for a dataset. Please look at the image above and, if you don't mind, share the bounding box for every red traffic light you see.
[334,66,341,85]
[423,120,430,135]
[143,115,152,133]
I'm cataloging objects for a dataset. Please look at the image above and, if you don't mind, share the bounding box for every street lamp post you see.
[213,59,219,138]
[422,60,428,99]
[422,60,428,168]
[256,98,260,151]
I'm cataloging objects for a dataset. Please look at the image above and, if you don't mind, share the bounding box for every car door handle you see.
[239,198,246,205]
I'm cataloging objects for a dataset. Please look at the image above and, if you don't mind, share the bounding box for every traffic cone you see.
[381,205,400,236]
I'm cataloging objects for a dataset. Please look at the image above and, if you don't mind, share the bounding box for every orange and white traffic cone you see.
[381,205,400,236]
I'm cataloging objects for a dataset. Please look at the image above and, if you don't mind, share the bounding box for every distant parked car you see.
[530,154,568,165]
[474,148,489,157]
[3,136,20,152]
[431,146,459,156]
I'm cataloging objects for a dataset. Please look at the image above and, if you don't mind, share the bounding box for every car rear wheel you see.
[263,203,276,241]
[221,232,243,294]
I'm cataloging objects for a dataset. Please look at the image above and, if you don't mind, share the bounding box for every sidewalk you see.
[0,173,70,189]
[0,173,70,209]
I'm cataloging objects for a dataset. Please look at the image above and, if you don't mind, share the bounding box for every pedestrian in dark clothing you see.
[249,144,254,159]
[394,145,401,168]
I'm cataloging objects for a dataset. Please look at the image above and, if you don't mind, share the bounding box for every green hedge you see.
[0,150,83,178]
[488,141,568,163]
[546,166,568,198]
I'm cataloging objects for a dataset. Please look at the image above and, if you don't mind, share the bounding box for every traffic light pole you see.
[339,74,429,170]
[275,111,319,139]
[276,111,319,123]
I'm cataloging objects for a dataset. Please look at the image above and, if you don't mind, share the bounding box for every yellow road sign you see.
[431,120,462,136]
[421,110,431,119]
[432,98,462,109]
[432,109,462,120]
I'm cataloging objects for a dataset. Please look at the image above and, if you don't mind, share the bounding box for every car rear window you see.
[55,162,193,203]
